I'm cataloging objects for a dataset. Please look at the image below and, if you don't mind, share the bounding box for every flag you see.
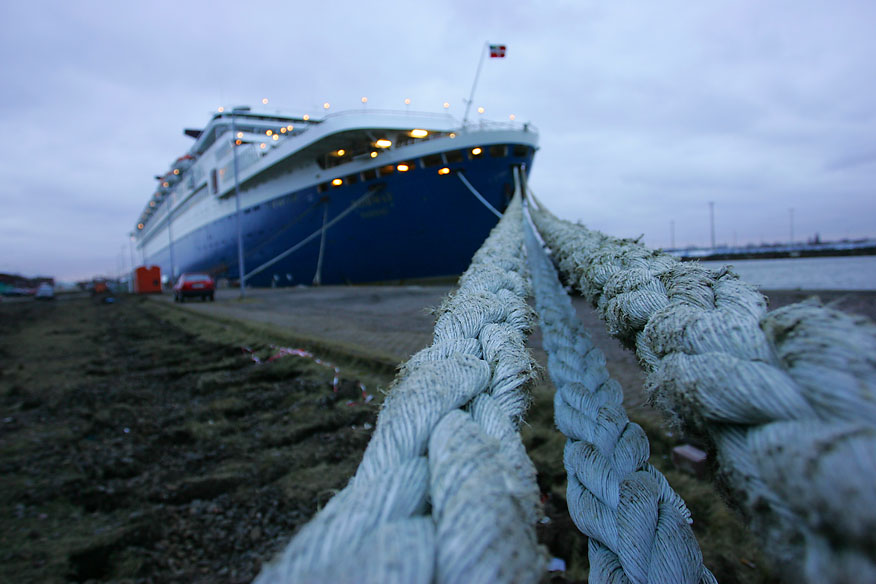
[489,44,506,58]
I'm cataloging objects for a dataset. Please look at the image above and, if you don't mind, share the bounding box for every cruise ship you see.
[133,105,538,286]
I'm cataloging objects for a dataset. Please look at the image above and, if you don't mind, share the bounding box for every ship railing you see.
[319,107,537,133]
[459,118,539,134]
[319,108,457,123]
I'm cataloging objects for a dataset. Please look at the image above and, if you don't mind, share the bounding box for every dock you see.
[151,284,649,408]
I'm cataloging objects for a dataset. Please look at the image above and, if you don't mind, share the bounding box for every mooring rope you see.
[256,190,545,583]
[523,210,716,584]
[457,171,504,218]
[528,201,876,583]
[246,186,380,280]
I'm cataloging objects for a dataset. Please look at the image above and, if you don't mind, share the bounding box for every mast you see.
[462,42,488,126]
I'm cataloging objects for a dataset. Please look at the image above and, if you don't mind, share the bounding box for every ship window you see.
[422,154,443,167]
[317,182,329,193]
[362,169,377,181]
[210,169,218,194]
[512,144,529,157]
[445,150,464,164]
[489,145,507,158]
[346,173,359,185]
[378,164,395,176]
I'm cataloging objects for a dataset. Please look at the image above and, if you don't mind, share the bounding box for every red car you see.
[173,273,215,302]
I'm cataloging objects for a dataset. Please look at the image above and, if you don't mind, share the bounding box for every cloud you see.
[2,0,875,279]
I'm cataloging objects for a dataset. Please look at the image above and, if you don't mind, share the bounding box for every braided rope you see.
[256,193,545,583]
[523,213,716,584]
[529,202,876,582]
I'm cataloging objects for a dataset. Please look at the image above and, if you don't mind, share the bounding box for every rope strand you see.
[523,211,715,584]
[257,192,545,583]
[529,201,876,583]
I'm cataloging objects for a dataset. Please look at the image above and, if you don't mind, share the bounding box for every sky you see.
[1,1,874,281]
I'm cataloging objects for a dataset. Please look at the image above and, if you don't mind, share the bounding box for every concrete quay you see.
[146,284,876,415]
[150,284,648,410]
[152,285,444,364]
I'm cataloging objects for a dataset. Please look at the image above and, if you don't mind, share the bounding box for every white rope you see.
[523,209,716,584]
[246,186,380,280]
[457,171,503,218]
[529,202,876,583]
[256,190,545,583]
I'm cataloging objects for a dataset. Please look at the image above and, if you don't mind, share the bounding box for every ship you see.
[133,105,538,286]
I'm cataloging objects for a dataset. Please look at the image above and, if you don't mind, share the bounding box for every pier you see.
[670,237,876,261]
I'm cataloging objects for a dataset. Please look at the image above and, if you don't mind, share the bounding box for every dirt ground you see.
[1,289,873,583]
[0,294,388,583]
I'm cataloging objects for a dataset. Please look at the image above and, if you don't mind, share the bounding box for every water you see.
[698,255,876,290]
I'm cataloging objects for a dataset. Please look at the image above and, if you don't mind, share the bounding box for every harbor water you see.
[699,255,876,290]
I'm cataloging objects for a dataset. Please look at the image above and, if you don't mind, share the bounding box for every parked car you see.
[34,283,55,300]
[173,273,215,302]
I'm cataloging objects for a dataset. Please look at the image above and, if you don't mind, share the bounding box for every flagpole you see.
[462,41,489,127]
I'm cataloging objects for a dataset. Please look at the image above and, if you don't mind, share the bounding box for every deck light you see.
[332,178,343,186]
[397,164,410,172]
[375,139,392,148]
[266,130,273,136]
[218,106,225,113]
[162,182,170,187]
[438,167,450,175]
[404,98,411,105]
[272,134,279,141]
[280,127,286,133]
[336,149,346,156]
[303,115,310,121]
[410,129,428,138]
[237,131,243,138]
[150,201,156,207]
[173,169,180,175]
[262,98,269,104]
[471,147,482,156]
[287,124,294,131]
[477,107,485,114]
[370,151,378,158]
[509,114,516,121]
[361,97,368,104]
[323,102,330,110]
[138,223,144,229]
[235,139,242,145]
[260,143,266,149]
[443,102,450,109]
[449,133,456,139]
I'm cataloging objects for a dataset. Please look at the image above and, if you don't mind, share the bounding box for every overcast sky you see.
[2,1,874,281]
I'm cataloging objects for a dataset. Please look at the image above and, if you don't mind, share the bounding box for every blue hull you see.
[148,150,534,286]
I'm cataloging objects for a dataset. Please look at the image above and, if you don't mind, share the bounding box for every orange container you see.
[134,266,162,294]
